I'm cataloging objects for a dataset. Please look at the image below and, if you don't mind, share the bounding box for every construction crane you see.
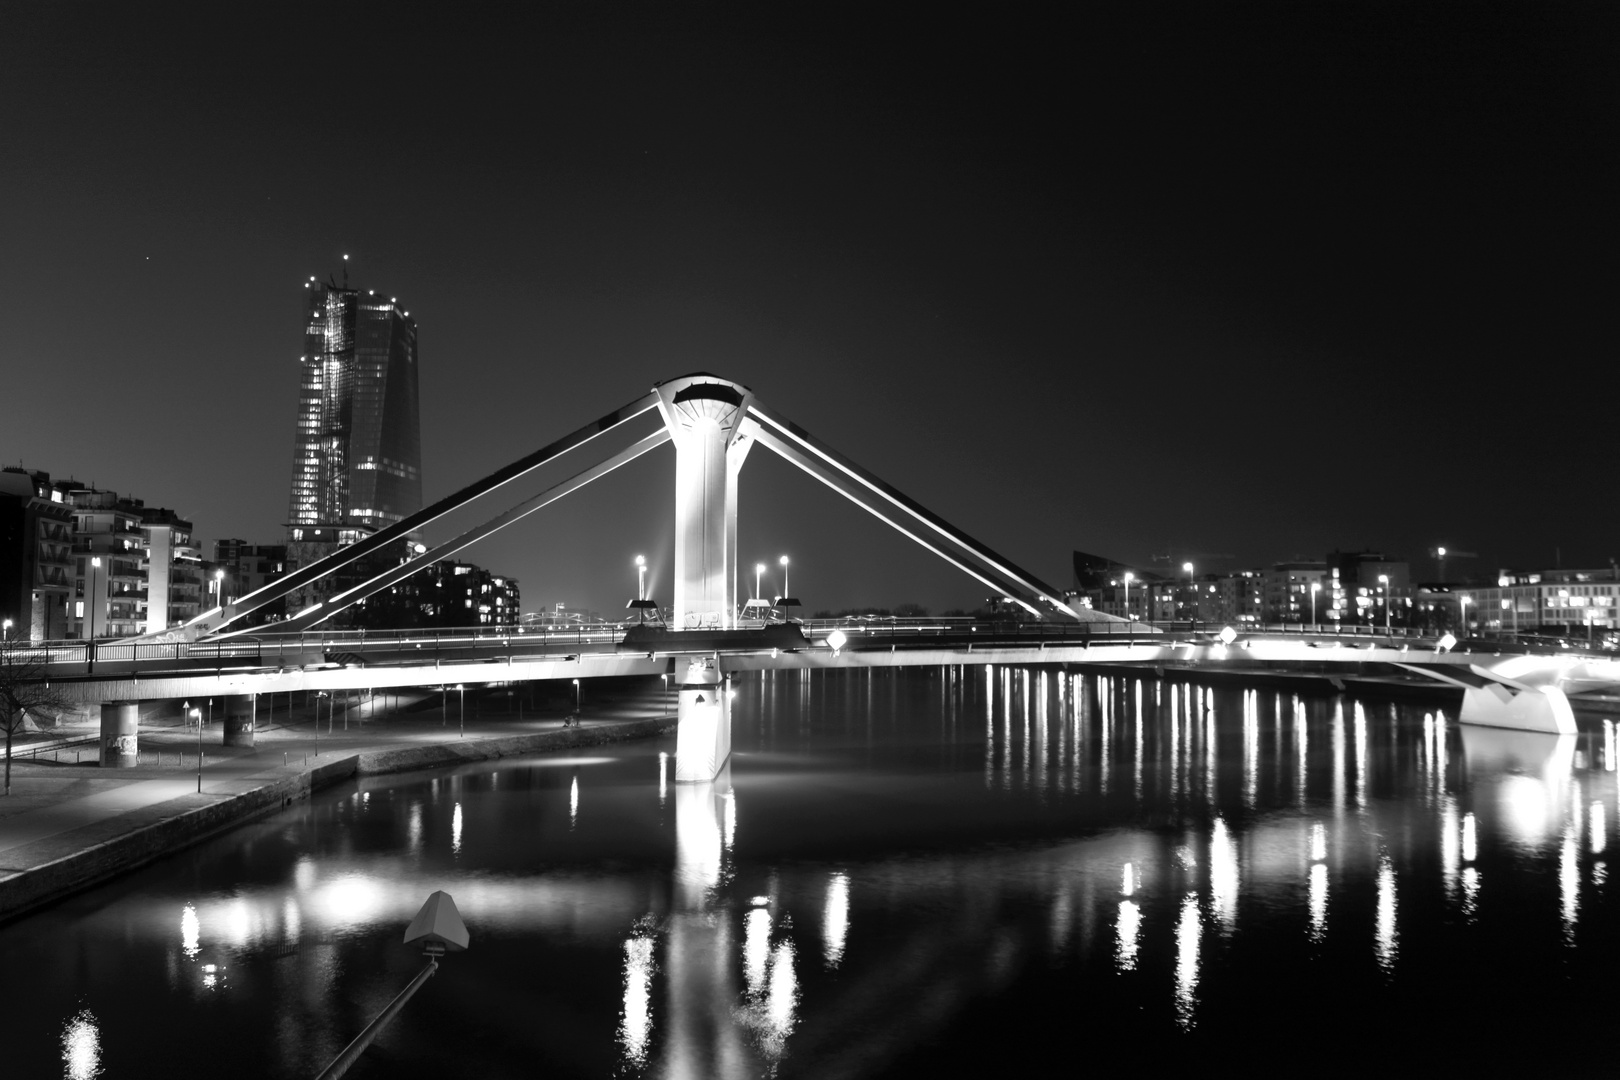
[1428,546,1477,583]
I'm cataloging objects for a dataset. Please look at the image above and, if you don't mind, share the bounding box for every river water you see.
[6,666,1618,1077]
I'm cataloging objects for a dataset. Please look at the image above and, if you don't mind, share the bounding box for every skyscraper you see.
[287,279,422,538]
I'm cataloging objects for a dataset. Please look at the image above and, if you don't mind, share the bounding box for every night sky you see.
[3,3,1616,615]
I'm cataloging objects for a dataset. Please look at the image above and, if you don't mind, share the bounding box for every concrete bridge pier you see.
[223,695,257,747]
[1458,682,1577,736]
[675,656,732,783]
[99,702,139,768]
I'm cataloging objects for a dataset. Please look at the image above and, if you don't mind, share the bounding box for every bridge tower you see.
[656,376,754,632]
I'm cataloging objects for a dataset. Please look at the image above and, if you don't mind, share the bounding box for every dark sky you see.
[3,2,1616,614]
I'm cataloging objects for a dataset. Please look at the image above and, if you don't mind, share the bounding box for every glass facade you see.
[286,284,421,535]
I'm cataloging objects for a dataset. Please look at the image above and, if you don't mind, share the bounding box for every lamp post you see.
[755,563,765,601]
[1,618,10,641]
[455,684,465,738]
[1123,572,1134,620]
[1460,594,1471,636]
[573,678,580,715]
[1310,582,1321,630]
[779,555,790,601]
[1378,574,1390,633]
[661,673,670,716]
[214,567,225,609]
[87,555,101,673]
[194,704,204,792]
[1182,562,1194,628]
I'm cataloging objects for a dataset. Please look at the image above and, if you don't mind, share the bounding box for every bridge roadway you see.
[26,619,1620,709]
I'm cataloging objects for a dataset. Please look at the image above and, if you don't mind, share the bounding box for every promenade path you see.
[0,686,674,922]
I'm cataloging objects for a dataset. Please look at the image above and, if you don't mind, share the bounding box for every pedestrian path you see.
[0,690,675,922]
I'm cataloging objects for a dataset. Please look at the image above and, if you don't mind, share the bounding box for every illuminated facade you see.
[55,484,201,639]
[1464,568,1620,639]
[287,281,421,536]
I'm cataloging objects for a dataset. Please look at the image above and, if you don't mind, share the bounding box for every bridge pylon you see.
[674,655,732,783]
[655,375,754,631]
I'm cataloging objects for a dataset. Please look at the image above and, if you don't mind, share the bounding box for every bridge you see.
[25,374,1620,775]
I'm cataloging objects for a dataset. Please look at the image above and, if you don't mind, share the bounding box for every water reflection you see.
[60,1009,103,1080]
[8,668,1620,1078]
[822,873,849,968]
[1174,892,1200,1029]
[180,903,199,959]
[619,934,656,1065]
[1376,853,1397,973]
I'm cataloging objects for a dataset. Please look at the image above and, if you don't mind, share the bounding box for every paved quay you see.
[0,688,675,924]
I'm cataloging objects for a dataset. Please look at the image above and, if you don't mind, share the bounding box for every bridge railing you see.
[14,623,633,671]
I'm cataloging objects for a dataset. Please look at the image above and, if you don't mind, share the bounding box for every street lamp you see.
[1123,572,1134,620]
[87,556,101,674]
[572,678,580,715]
[1378,574,1390,633]
[635,555,646,601]
[755,563,765,601]
[1,618,10,641]
[779,555,790,600]
[1460,594,1471,635]
[455,684,465,738]
[1182,562,1194,626]
[193,703,204,792]
[214,567,225,608]
[661,673,670,716]
[1310,582,1321,630]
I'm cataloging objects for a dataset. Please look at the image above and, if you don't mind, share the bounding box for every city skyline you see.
[3,5,1614,615]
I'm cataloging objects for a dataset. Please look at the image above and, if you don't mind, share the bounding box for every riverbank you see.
[0,690,674,925]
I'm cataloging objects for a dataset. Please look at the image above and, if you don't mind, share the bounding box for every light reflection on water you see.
[4,668,1619,1076]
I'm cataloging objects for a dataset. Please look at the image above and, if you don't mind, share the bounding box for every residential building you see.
[56,484,200,639]
[408,561,520,628]
[1263,561,1328,624]
[0,468,74,640]
[1465,567,1620,640]
[1325,550,1411,628]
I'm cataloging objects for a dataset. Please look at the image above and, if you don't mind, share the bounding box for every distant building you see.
[409,561,520,628]
[1325,550,1410,628]
[1263,561,1328,624]
[1464,567,1620,639]
[1215,569,1264,626]
[0,468,74,641]
[210,539,290,625]
[287,279,422,535]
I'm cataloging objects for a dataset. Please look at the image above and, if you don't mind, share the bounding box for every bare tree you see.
[0,642,72,795]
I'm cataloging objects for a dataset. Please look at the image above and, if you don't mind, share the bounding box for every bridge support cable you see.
[743,403,1081,619]
[265,430,673,633]
[176,392,662,638]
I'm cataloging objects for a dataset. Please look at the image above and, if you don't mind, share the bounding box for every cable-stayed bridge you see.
[24,375,1620,773]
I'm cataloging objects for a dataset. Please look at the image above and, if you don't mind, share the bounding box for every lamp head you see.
[780,555,789,566]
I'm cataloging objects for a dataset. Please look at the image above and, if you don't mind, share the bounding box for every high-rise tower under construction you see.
[287,278,422,539]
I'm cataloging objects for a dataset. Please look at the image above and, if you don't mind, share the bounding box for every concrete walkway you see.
[0,688,675,922]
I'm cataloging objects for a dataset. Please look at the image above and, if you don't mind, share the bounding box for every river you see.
[5,666,1616,1077]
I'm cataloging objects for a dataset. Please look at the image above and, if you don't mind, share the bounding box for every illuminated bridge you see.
[33,374,1620,773]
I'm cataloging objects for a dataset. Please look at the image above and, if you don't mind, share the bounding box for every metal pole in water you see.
[313,959,438,1080]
